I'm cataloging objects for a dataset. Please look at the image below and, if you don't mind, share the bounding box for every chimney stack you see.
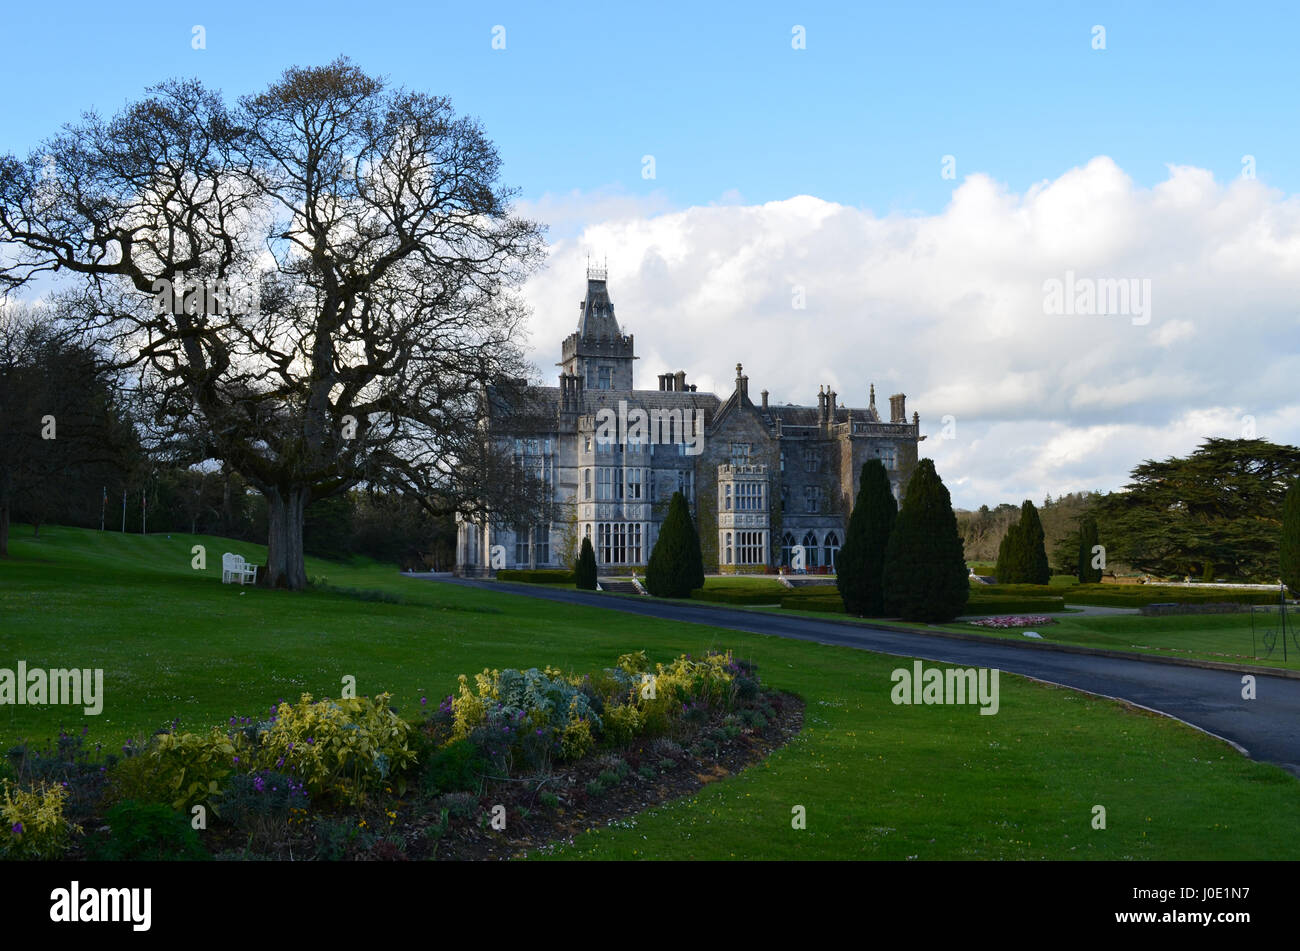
[889,393,906,423]
[674,370,686,392]
[761,389,769,410]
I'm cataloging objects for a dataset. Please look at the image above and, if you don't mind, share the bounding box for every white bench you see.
[222,552,258,585]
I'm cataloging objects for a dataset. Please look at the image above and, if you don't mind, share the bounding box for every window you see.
[737,482,764,511]
[781,484,789,512]
[723,484,732,511]
[584,436,592,453]
[780,532,797,567]
[804,485,821,513]
[536,525,550,565]
[598,522,642,564]
[515,531,529,566]
[596,436,611,455]
[878,446,897,469]
[584,468,592,500]
[802,531,820,568]
[598,366,612,390]
[780,450,785,473]
[824,531,840,572]
[736,531,765,565]
[677,470,693,499]
[627,468,642,500]
[725,532,732,565]
[804,448,819,473]
[730,443,751,466]
[597,468,612,501]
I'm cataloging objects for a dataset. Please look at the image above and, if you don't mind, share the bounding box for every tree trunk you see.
[264,486,309,590]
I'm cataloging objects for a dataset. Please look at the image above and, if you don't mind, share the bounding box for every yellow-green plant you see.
[151,727,245,812]
[259,693,416,804]
[603,702,643,746]
[0,780,81,860]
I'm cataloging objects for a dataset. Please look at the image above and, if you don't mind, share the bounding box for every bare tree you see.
[0,59,547,587]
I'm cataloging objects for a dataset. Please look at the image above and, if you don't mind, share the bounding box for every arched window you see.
[725,532,733,565]
[824,531,840,572]
[802,531,820,568]
[780,532,797,567]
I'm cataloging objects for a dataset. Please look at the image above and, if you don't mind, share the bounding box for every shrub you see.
[575,537,598,591]
[1282,482,1300,596]
[85,801,210,861]
[603,703,644,746]
[0,779,81,860]
[1077,516,1103,584]
[218,770,310,828]
[560,715,596,760]
[538,791,559,810]
[837,459,897,616]
[150,726,248,812]
[497,569,576,584]
[420,739,487,797]
[882,459,969,622]
[259,693,416,805]
[645,492,704,598]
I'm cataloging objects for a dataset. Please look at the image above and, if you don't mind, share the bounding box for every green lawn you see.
[3,524,1299,860]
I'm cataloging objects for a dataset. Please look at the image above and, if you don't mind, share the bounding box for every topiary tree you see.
[575,535,598,590]
[645,491,703,598]
[836,460,897,616]
[994,520,1023,584]
[1077,516,1103,584]
[1018,499,1051,585]
[882,459,969,622]
[1281,481,1300,596]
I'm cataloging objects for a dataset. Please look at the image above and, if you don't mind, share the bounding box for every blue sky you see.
[2,1,1297,214]
[4,1,1299,507]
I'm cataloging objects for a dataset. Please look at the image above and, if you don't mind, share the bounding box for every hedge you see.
[495,569,575,584]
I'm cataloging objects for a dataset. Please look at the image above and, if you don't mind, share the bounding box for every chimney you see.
[818,386,827,423]
[869,383,877,415]
[689,384,697,392]
[674,370,686,392]
[829,390,837,414]
[741,374,749,399]
[890,393,906,423]
[761,389,769,410]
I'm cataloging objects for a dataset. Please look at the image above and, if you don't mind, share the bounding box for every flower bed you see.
[0,650,801,861]
[968,615,1059,629]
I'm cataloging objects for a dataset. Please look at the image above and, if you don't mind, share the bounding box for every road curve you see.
[421,576,1300,777]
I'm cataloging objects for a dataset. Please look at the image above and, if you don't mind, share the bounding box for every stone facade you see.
[455,269,924,575]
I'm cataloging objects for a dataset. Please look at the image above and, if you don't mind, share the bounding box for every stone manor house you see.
[455,269,924,576]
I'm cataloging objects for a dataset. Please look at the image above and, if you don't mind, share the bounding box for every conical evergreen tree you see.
[882,459,969,622]
[1076,516,1102,584]
[836,460,897,616]
[1281,481,1300,596]
[995,521,1023,584]
[645,491,704,598]
[575,535,598,590]
[1018,499,1051,585]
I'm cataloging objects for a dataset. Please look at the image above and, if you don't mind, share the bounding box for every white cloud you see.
[519,158,1300,507]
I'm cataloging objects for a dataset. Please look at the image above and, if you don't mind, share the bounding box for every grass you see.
[3,524,1300,859]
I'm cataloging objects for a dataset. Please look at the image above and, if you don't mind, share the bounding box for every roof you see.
[576,277,622,339]
[767,404,880,426]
